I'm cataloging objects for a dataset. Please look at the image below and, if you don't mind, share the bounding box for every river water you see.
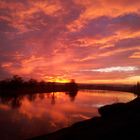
[0,90,136,140]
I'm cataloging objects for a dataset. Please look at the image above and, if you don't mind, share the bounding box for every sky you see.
[0,0,140,84]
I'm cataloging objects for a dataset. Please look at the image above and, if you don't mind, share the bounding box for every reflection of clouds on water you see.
[0,90,135,140]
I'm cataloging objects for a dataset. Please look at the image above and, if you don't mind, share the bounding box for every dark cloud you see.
[0,20,17,32]
[0,66,11,79]
[69,13,140,39]
[112,13,140,31]
[115,37,140,48]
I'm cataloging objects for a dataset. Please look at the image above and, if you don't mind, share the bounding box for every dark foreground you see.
[31,97,140,140]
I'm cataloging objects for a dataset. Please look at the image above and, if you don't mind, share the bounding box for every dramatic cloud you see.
[130,52,140,58]
[0,0,140,84]
[82,66,139,73]
[68,0,140,31]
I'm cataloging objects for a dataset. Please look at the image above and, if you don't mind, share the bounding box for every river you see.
[0,90,136,140]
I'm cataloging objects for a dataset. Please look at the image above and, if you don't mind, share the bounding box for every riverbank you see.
[31,97,140,140]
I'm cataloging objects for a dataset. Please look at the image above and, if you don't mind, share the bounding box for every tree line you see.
[0,75,78,96]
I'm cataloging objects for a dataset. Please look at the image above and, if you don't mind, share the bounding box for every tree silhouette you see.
[133,82,140,96]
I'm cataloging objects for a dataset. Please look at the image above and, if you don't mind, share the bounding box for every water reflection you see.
[65,90,78,102]
[0,95,23,109]
[0,90,78,108]
[0,90,136,140]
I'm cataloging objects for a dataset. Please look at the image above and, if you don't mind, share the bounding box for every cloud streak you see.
[82,66,139,73]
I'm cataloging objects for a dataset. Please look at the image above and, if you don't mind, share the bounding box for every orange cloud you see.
[0,0,63,33]
[68,0,140,31]
[130,52,140,58]
[30,0,62,16]
[99,46,140,57]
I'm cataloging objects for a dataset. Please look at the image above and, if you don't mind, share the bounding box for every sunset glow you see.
[45,77,70,83]
[0,0,140,84]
